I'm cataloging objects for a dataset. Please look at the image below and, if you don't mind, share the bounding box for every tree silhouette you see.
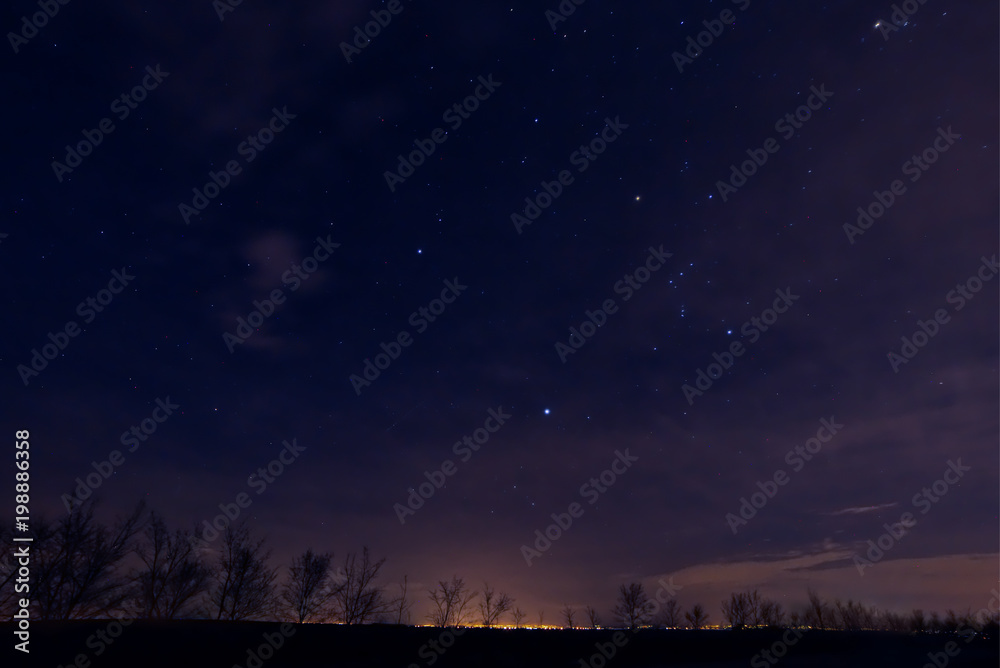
[685,603,708,629]
[722,590,772,629]
[833,598,876,631]
[478,582,514,627]
[427,576,476,627]
[4,495,981,633]
[210,523,277,621]
[131,512,209,619]
[658,598,682,629]
[612,583,653,630]
[281,548,335,623]
[722,592,748,629]
[561,604,576,628]
[330,547,388,624]
[805,588,828,629]
[760,598,785,628]
[391,575,414,625]
[33,500,145,619]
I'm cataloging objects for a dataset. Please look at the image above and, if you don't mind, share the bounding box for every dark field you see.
[9,621,999,668]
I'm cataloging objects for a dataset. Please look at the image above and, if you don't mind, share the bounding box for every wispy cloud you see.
[828,502,898,516]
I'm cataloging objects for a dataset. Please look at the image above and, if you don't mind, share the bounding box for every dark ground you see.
[6,620,999,667]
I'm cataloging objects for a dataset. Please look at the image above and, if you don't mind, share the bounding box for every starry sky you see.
[4,1,998,622]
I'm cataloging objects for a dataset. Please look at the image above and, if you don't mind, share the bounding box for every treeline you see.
[562,583,997,635]
[1,499,996,635]
[0,501,404,624]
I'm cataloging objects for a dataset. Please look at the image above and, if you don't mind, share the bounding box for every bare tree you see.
[537,610,545,626]
[658,599,683,628]
[478,582,514,628]
[835,598,877,630]
[834,598,874,631]
[427,576,477,627]
[33,500,145,619]
[561,605,576,628]
[744,589,763,626]
[131,513,210,619]
[805,588,828,629]
[391,575,414,625]
[585,605,601,629]
[723,590,773,629]
[760,599,785,628]
[211,523,277,621]
[330,547,388,625]
[612,583,653,630]
[879,609,908,632]
[282,548,335,623]
[910,609,926,633]
[685,603,708,629]
[512,607,526,628]
[722,592,749,629]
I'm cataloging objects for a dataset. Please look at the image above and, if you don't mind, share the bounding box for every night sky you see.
[5,0,998,623]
